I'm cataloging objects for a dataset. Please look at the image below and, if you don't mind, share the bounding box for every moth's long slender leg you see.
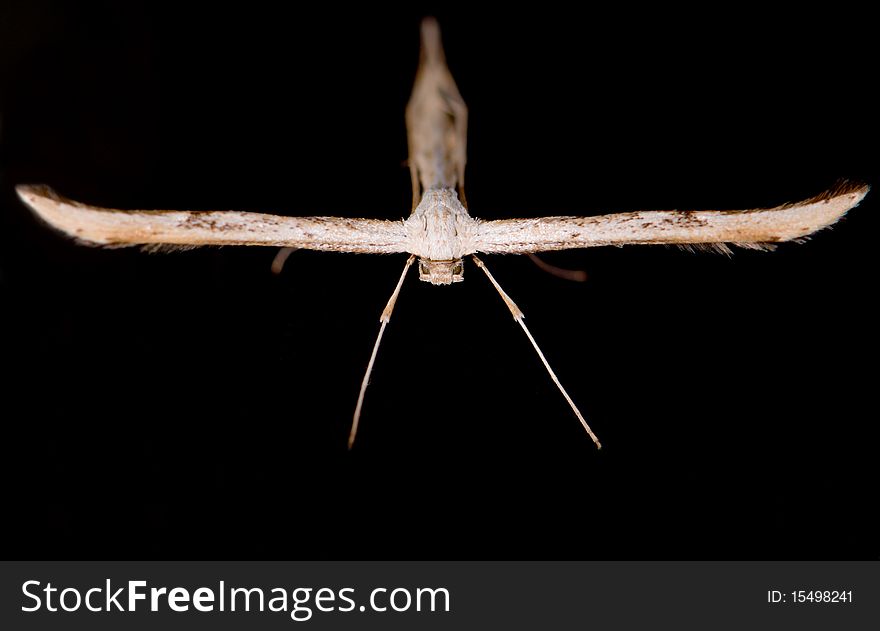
[349,255,417,449]
[471,255,601,448]
[408,157,421,212]
[527,254,588,283]
[270,247,297,275]
[458,185,468,209]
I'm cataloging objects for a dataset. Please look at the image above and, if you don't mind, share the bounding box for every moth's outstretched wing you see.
[474,182,869,255]
[17,185,408,254]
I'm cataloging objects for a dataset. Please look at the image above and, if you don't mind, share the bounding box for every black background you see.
[1,2,876,559]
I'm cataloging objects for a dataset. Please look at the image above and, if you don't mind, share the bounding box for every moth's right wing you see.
[474,182,869,255]
[17,185,409,254]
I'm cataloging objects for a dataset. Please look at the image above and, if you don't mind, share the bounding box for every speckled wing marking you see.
[16,184,409,254]
[474,182,870,255]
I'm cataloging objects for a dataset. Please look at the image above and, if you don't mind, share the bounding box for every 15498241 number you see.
[791,590,853,603]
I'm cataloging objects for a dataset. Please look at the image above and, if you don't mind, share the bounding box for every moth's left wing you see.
[474,182,869,255]
[17,185,408,254]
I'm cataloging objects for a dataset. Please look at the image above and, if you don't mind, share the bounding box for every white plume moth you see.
[17,18,869,449]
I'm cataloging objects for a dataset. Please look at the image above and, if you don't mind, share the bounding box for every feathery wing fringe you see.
[16,184,408,254]
[474,181,869,254]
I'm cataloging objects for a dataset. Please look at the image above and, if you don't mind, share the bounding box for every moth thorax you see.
[418,258,464,285]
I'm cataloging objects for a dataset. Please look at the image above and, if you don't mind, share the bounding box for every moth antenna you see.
[349,255,416,449]
[271,247,297,275]
[528,254,588,282]
[472,255,601,448]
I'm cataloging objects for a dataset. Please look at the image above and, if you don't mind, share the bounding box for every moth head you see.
[418,258,464,285]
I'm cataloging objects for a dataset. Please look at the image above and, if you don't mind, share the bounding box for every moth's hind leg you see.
[528,254,588,283]
[457,183,468,209]
[271,247,298,275]
[405,109,422,211]
[448,91,469,209]
[410,162,421,211]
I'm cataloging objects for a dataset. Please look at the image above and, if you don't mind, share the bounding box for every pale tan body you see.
[16,18,869,448]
